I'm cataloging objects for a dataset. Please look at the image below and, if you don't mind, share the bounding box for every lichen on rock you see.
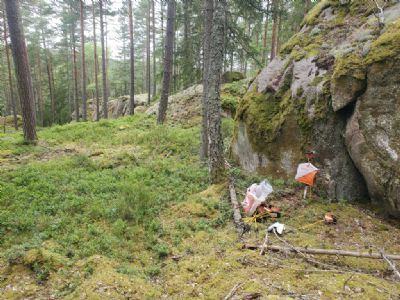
[232,0,400,215]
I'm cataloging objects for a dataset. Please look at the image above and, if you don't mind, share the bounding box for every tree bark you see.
[2,7,18,130]
[92,0,100,121]
[80,0,87,121]
[200,0,213,161]
[36,49,44,127]
[151,0,156,97]
[42,34,56,125]
[99,0,108,118]
[128,0,135,115]
[146,0,151,103]
[262,0,270,65]
[71,19,80,122]
[182,0,192,89]
[4,0,37,142]
[206,0,226,183]
[270,0,279,60]
[157,0,176,124]
[161,0,164,60]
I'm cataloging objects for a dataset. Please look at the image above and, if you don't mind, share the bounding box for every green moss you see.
[221,94,238,115]
[349,0,374,16]
[222,71,245,83]
[365,20,400,64]
[221,80,247,97]
[333,53,366,81]
[281,33,310,55]
[220,80,247,116]
[327,6,348,28]
[237,88,292,153]
[302,0,332,26]
[282,33,323,60]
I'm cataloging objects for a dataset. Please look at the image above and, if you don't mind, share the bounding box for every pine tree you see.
[92,0,100,121]
[128,0,135,115]
[206,0,226,183]
[200,0,213,161]
[146,0,151,103]
[157,0,176,124]
[99,0,108,118]
[80,0,87,121]
[2,6,18,130]
[4,0,37,142]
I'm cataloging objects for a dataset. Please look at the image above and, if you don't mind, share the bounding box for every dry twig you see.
[223,282,243,300]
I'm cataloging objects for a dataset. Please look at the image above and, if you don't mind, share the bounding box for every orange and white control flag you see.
[295,163,319,186]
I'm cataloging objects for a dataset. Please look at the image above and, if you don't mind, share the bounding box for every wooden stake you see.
[228,178,248,240]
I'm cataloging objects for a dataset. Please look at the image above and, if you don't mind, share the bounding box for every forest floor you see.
[0,114,400,299]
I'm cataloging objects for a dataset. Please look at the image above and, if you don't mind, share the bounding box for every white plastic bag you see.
[241,180,273,216]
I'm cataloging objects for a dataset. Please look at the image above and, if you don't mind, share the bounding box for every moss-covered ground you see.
[0,114,399,299]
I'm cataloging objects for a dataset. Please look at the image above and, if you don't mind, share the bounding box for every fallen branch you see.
[228,177,249,240]
[223,282,243,300]
[380,250,400,280]
[244,244,400,260]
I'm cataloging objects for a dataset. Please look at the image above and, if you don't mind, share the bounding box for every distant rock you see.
[72,94,148,121]
[221,71,245,84]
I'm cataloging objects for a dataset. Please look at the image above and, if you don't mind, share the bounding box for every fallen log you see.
[243,244,400,260]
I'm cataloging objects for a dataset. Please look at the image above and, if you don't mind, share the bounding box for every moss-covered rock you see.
[221,71,245,83]
[232,0,400,214]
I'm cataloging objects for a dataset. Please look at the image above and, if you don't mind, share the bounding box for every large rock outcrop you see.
[72,94,148,121]
[232,0,400,216]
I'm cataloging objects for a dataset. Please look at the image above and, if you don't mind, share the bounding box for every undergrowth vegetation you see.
[0,114,399,299]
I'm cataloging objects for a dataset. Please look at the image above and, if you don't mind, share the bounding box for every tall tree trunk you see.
[80,0,87,121]
[71,22,79,122]
[244,23,251,75]
[161,0,164,60]
[152,0,156,97]
[36,49,44,127]
[262,0,270,65]
[270,0,279,60]
[200,0,213,160]
[157,0,176,124]
[92,0,100,121]
[100,0,108,118]
[50,56,56,123]
[276,10,282,53]
[142,46,146,93]
[4,0,37,142]
[128,0,135,115]
[206,0,226,183]
[2,7,18,130]
[146,1,151,103]
[42,35,56,125]
[182,0,191,89]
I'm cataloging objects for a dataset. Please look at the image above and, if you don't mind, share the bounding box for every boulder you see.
[232,1,400,215]
[221,71,245,84]
[345,59,400,217]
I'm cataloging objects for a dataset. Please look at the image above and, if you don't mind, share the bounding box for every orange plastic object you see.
[296,170,318,186]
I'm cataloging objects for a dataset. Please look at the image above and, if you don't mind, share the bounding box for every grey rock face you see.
[346,60,400,216]
[251,57,287,93]
[331,76,366,112]
[232,1,400,215]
